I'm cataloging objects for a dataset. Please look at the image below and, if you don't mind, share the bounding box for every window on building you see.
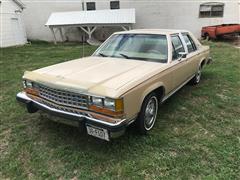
[182,33,197,53]
[171,35,185,60]
[86,2,96,11]
[110,1,120,9]
[199,2,224,18]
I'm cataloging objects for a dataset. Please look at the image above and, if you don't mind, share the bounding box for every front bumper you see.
[16,92,131,140]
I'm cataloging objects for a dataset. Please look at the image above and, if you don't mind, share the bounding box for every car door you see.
[181,33,200,76]
[169,34,189,89]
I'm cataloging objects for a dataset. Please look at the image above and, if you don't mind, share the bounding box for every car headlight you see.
[92,97,104,107]
[22,80,27,88]
[23,80,39,96]
[104,98,115,110]
[23,80,33,88]
[90,96,124,113]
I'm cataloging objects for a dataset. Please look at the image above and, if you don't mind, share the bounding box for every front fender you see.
[140,82,165,106]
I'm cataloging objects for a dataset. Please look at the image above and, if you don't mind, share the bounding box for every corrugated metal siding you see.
[45,9,135,26]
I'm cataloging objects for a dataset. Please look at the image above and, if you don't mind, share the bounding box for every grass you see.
[0,41,239,179]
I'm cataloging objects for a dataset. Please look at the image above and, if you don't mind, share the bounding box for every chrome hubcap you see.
[196,67,201,83]
[144,96,158,130]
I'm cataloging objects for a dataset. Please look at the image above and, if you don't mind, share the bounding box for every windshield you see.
[94,34,168,63]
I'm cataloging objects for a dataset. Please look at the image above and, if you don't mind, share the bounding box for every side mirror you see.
[178,52,187,59]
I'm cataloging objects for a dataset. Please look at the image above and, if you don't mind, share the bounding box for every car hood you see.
[24,56,168,98]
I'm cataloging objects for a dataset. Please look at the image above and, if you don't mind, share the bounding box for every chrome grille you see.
[36,83,89,109]
[38,97,89,116]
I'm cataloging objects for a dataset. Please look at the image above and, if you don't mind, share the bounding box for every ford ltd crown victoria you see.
[16,29,211,141]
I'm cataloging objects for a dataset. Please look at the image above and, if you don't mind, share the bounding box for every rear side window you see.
[182,34,197,53]
[171,35,185,60]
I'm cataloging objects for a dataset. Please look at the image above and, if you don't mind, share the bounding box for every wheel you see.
[216,35,222,40]
[136,92,159,134]
[203,33,210,41]
[190,65,202,85]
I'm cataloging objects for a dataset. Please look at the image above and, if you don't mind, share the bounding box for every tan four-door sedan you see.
[17,29,211,141]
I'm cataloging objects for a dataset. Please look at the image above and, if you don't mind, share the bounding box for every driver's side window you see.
[171,35,185,60]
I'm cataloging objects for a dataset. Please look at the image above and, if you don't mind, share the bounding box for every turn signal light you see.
[89,105,124,118]
[24,88,39,96]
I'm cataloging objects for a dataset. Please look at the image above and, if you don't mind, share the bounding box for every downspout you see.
[82,0,85,11]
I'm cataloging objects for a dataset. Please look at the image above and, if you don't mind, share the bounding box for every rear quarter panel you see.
[190,32,210,70]
[188,45,210,75]
[198,45,210,67]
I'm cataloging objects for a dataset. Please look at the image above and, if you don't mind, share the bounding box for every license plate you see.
[86,125,109,141]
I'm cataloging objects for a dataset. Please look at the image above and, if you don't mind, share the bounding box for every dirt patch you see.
[0,129,11,155]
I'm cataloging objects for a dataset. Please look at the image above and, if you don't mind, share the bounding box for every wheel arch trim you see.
[199,57,207,68]
[139,82,165,108]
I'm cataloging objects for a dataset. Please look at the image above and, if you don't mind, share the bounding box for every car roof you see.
[114,29,190,35]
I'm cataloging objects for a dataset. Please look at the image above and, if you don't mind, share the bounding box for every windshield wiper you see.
[98,53,108,57]
[119,53,130,59]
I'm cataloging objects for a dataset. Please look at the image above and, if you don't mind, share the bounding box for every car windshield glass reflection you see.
[94,34,168,63]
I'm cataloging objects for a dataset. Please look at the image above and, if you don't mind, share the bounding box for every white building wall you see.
[0,0,27,47]
[121,0,239,37]
[22,0,240,42]
[22,0,83,42]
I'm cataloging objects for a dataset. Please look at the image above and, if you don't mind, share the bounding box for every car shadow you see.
[36,93,180,153]
[202,34,240,47]
[33,72,214,161]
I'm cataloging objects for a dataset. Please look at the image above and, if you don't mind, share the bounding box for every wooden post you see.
[80,26,97,40]
[121,26,128,31]
[87,27,92,39]
[59,27,64,42]
[50,27,57,44]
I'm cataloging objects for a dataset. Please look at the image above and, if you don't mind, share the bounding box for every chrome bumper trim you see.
[16,92,127,127]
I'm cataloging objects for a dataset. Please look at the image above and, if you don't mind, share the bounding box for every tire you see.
[136,92,159,134]
[216,35,223,40]
[203,33,210,41]
[190,65,202,85]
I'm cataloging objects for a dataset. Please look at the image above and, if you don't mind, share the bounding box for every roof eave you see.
[46,23,134,27]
